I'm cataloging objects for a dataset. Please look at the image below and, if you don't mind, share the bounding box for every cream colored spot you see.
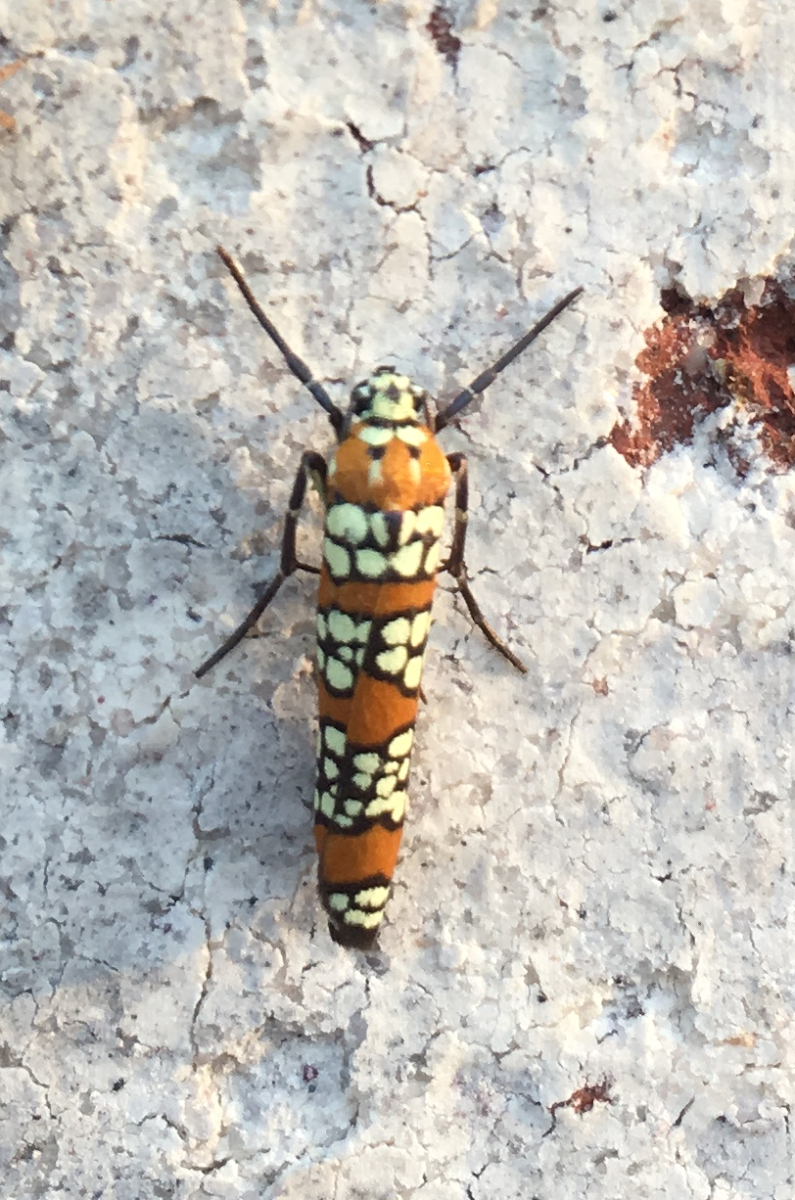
[369,511,390,546]
[343,908,383,929]
[324,539,350,578]
[328,610,357,643]
[383,760,399,774]
[364,796,390,818]
[328,454,338,478]
[424,542,441,575]
[376,775,396,798]
[344,799,364,816]
[354,752,381,773]
[388,730,414,758]
[408,459,421,485]
[390,790,407,822]
[377,645,409,675]
[328,893,349,912]
[403,654,424,691]
[398,511,416,545]
[397,759,409,781]
[353,772,373,791]
[395,425,428,447]
[381,616,411,646]
[326,502,369,544]
[317,613,328,639]
[410,611,432,647]
[357,425,393,447]
[325,726,346,755]
[326,658,354,691]
[324,759,339,780]
[415,505,446,537]
[391,539,424,579]
[365,790,406,822]
[320,792,335,817]
[368,458,383,486]
[356,548,388,578]
[355,886,390,909]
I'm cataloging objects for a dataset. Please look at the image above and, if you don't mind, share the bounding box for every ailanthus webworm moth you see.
[197,245,582,949]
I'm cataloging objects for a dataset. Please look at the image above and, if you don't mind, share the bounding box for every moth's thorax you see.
[328,370,451,513]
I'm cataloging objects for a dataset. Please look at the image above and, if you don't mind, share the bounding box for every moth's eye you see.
[350,384,372,414]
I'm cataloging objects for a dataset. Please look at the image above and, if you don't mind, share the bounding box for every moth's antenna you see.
[435,285,584,431]
[217,246,345,438]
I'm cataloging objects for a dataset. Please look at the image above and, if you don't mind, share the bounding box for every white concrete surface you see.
[1,2,792,1197]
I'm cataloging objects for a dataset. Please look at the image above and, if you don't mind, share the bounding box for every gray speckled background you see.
[1,2,792,1197]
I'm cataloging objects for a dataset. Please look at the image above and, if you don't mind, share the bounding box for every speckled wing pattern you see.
[312,369,452,947]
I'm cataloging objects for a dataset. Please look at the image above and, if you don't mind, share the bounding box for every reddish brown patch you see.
[550,1078,613,1120]
[610,279,795,471]
[426,7,462,68]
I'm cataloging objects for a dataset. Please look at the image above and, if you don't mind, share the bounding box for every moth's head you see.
[347,365,430,427]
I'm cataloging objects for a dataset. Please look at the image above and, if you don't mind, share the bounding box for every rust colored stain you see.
[610,279,795,472]
[550,1079,613,1120]
[426,7,462,68]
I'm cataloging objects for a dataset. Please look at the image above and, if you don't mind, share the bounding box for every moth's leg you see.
[443,452,528,675]
[195,451,326,678]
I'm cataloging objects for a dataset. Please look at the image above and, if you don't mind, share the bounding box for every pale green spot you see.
[338,645,354,662]
[334,814,353,828]
[357,425,393,447]
[344,799,364,816]
[352,772,373,791]
[317,648,326,670]
[354,752,381,773]
[328,893,350,912]
[377,645,409,675]
[324,538,350,578]
[356,548,388,578]
[324,759,339,780]
[325,726,346,755]
[326,502,370,545]
[320,792,335,817]
[369,511,390,546]
[326,658,354,691]
[328,610,357,642]
[317,612,328,639]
